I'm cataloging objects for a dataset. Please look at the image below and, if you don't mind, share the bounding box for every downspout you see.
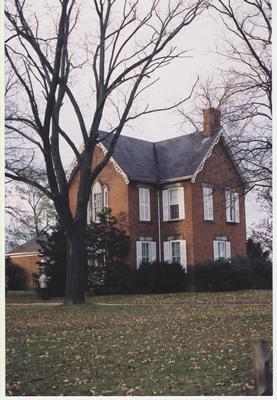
[157,188,161,262]
[153,142,162,262]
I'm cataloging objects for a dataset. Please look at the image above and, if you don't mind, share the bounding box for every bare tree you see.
[179,0,271,207]
[5,0,206,303]
[6,178,56,251]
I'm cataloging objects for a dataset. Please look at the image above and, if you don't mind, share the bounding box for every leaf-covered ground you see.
[6,290,272,396]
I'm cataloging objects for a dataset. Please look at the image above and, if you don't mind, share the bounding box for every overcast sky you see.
[6,1,268,232]
[58,4,263,230]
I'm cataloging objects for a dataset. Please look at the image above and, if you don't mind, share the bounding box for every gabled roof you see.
[98,132,158,182]
[7,238,42,256]
[98,129,222,183]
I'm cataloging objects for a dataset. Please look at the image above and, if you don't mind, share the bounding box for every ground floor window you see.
[163,240,187,272]
[213,240,231,260]
[136,241,156,268]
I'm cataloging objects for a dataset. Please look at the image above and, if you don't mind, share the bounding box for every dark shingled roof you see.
[7,238,42,255]
[99,129,220,182]
[99,132,158,182]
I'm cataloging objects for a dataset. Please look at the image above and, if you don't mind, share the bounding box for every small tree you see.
[86,208,130,290]
[247,238,270,260]
[37,224,67,296]
[6,177,57,251]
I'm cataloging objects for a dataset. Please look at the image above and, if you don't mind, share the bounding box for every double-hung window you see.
[162,187,185,221]
[225,189,240,223]
[139,187,150,221]
[203,185,214,221]
[136,241,156,268]
[213,238,231,260]
[163,240,187,271]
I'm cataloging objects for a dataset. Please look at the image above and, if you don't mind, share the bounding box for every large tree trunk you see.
[64,229,86,304]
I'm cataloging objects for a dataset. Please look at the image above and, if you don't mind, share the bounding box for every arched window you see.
[92,182,102,222]
[87,183,109,224]
[103,185,109,208]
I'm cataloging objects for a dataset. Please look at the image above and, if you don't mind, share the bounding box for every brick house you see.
[69,108,247,271]
[6,239,42,289]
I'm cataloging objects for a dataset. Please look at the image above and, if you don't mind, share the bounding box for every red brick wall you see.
[68,145,130,260]
[159,181,195,266]
[69,146,129,223]
[191,141,247,264]
[128,183,158,267]
[69,140,247,269]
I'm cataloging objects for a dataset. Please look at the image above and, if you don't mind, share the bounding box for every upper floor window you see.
[136,240,156,268]
[203,185,214,221]
[213,238,231,260]
[88,182,109,224]
[139,187,150,221]
[103,185,109,208]
[225,189,240,223]
[162,187,185,221]
[163,239,187,272]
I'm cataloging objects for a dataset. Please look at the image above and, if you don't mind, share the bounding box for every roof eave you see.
[220,134,249,190]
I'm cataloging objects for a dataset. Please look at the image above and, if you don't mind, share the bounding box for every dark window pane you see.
[170,204,179,219]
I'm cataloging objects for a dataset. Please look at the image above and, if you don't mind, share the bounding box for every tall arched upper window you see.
[103,185,109,208]
[87,182,109,224]
[92,182,102,222]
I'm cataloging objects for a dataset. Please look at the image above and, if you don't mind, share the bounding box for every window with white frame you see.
[213,238,231,260]
[136,241,156,268]
[162,187,185,221]
[103,185,109,208]
[225,189,240,223]
[92,182,102,222]
[139,187,150,221]
[163,240,187,271]
[87,182,109,224]
[203,185,214,221]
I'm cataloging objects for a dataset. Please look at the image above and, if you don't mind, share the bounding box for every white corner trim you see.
[97,143,129,184]
[191,130,223,183]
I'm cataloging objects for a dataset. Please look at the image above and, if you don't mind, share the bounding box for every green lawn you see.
[6,290,272,396]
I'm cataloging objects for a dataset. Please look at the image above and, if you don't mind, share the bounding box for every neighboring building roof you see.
[7,238,42,256]
[98,129,221,183]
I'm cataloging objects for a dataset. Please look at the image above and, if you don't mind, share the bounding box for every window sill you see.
[204,219,214,223]
[165,219,184,223]
[226,221,240,225]
[139,220,153,224]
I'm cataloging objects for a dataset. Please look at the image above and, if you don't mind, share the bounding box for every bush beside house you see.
[132,262,187,294]
[29,218,271,296]
[194,256,271,292]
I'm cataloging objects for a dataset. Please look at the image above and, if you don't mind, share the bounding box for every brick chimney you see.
[203,107,221,137]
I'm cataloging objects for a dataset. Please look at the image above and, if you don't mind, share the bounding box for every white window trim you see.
[213,240,231,261]
[225,189,240,223]
[136,240,156,269]
[163,240,187,272]
[203,185,214,221]
[139,187,151,222]
[162,187,185,222]
[103,185,109,208]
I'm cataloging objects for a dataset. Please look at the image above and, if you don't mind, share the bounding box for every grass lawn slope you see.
[6,290,272,396]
